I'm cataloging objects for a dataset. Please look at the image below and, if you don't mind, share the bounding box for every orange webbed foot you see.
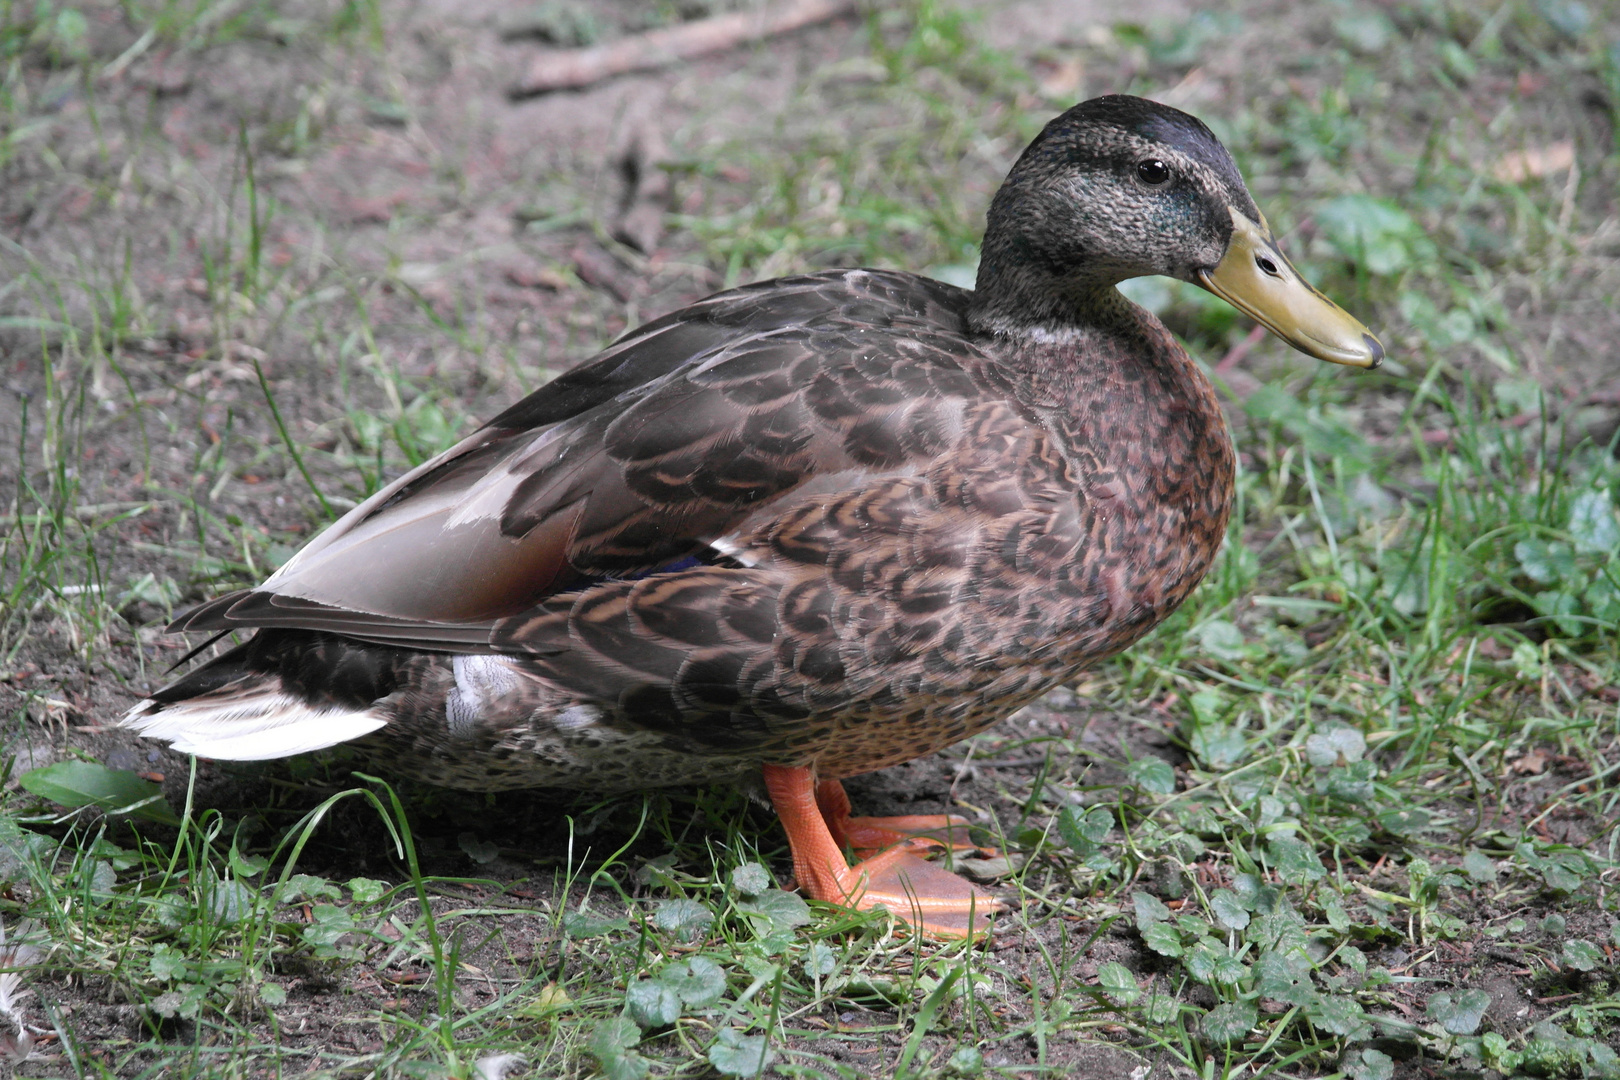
[815,777,1000,856]
[766,765,1004,939]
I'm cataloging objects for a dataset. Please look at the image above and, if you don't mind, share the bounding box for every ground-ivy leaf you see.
[1096,961,1138,1005]
[345,877,388,903]
[1462,850,1497,883]
[1057,805,1111,853]
[1540,862,1583,893]
[301,903,353,948]
[736,889,810,934]
[1127,757,1176,794]
[1248,900,1311,953]
[708,1028,774,1077]
[1201,1000,1257,1043]
[946,1046,983,1075]
[276,874,341,904]
[1519,1035,1583,1076]
[654,898,715,942]
[149,943,187,982]
[661,956,727,1007]
[589,1014,642,1057]
[18,761,181,825]
[1187,688,1227,725]
[625,979,681,1029]
[600,1056,650,1080]
[1254,794,1287,828]
[1230,873,1277,913]
[229,848,269,878]
[565,910,629,938]
[1535,583,1588,636]
[208,878,256,924]
[1309,993,1367,1036]
[740,955,779,982]
[1567,489,1620,554]
[802,942,837,978]
[1141,922,1183,957]
[1255,950,1316,1005]
[1267,837,1326,885]
[457,832,499,864]
[1210,951,1247,987]
[1376,807,1431,836]
[729,863,771,897]
[1315,194,1426,275]
[1560,939,1603,972]
[1077,806,1112,841]
[1321,895,1351,932]
[153,896,188,928]
[1133,891,1171,926]
[1144,993,1179,1024]
[1196,618,1250,660]
[1184,939,1228,983]
[151,988,194,1020]
[1174,913,1211,937]
[1305,725,1366,766]
[1211,889,1250,930]
[1324,759,1377,804]
[1345,1047,1394,1080]
[1190,724,1247,769]
[1515,539,1578,584]
[1426,988,1489,1034]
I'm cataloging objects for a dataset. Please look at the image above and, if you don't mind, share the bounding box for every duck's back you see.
[125,269,1233,790]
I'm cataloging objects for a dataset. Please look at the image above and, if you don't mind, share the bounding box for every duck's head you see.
[972,94,1383,368]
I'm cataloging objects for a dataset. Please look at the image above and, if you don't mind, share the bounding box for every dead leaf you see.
[1492,141,1575,183]
[954,852,1026,881]
[1037,56,1084,99]
[504,263,569,291]
[1510,748,1549,775]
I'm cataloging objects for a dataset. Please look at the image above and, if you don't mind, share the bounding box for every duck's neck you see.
[965,263,1142,342]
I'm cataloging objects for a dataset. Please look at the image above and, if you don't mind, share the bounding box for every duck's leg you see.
[763,764,1003,938]
[814,778,997,856]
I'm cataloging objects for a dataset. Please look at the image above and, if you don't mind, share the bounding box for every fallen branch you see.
[511,0,859,96]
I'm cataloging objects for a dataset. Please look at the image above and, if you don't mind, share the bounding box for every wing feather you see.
[171,269,991,653]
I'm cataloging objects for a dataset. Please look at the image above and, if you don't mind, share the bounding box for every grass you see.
[1,0,1619,1076]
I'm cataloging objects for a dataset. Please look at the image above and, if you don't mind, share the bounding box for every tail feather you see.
[121,629,403,761]
[123,690,387,761]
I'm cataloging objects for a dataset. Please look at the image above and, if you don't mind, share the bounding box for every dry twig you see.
[512,0,859,96]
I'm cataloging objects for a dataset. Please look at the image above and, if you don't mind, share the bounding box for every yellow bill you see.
[1196,208,1384,368]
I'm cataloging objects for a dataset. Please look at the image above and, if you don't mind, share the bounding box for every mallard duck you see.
[123,95,1381,936]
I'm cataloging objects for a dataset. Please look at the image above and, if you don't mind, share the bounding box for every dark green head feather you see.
[971,94,1264,332]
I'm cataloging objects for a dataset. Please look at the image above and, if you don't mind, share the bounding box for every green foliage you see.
[708,1027,774,1077]
[17,761,180,825]
[1427,988,1490,1035]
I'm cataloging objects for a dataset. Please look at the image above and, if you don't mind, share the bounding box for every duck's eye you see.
[1136,159,1171,186]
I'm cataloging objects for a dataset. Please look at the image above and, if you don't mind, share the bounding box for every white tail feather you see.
[122,690,387,761]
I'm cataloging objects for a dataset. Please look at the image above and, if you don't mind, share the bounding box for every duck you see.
[123,95,1382,937]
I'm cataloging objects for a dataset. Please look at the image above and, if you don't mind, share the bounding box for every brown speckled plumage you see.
[123,96,1368,800]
